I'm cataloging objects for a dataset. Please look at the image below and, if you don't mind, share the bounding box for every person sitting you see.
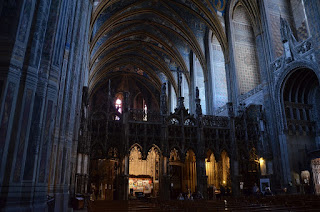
[195,191,203,200]
[177,193,184,200]
[264,187,272,196]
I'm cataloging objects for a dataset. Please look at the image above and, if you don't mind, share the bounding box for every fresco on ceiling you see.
[111,65,149,79]
[207,0,228,15]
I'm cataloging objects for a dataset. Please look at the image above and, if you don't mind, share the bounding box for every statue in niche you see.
[195,87,202,116]
[196,87,200,99]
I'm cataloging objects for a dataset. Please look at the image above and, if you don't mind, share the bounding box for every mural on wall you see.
[111,65,149,79]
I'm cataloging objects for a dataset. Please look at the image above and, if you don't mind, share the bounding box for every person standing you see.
[252,183,259,196]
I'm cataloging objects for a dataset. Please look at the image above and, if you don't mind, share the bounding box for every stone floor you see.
[83,195,320,212]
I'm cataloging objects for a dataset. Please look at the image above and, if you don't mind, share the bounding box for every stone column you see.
[0,1,37,180]
[257,0,287,190]
[189,51,195,115]
[66,0,92,203]
[1,0,55,210]
[52,1,82,210]
[49,0,91,210]
[204,30,214,115]
[47,0,76,201]
[26,0,69,208]
[0,0,37,203]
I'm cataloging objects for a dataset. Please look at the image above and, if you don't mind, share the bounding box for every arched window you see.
[232,4,261,95]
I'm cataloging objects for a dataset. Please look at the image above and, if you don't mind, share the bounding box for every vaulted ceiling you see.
[88,0,230,97]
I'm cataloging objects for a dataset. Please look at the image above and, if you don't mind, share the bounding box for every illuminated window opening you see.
[115,99,122,114]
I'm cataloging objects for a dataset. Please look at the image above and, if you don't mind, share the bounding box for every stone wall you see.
[233,5,261,95]
[266,0,294,58]
[210,35,228,111]
[303,0,320,64]
[290,0,309,41]
[0,0,92,211]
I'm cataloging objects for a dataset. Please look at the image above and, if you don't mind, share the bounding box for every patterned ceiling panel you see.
[89,0,229,96]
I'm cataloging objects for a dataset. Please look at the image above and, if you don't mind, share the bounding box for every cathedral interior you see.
[1,0,320,211]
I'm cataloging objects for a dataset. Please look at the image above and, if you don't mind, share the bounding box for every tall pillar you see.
[204,30,213,115]
[48,0,92,210]
[52,0,81,210]
[0,0,37,206]
[1,0,56,210]
[189,51,195,115]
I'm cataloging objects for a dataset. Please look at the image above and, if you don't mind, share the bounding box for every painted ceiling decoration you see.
[89,0,230,97]
[207,0,228,15]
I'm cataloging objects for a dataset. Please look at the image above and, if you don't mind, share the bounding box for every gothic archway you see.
[206,150,219,188]
[128,145,160,197]
[183,149,197,194]
[280,68,320,193]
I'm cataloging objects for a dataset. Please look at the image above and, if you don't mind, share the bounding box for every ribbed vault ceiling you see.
[89,0,229,96]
